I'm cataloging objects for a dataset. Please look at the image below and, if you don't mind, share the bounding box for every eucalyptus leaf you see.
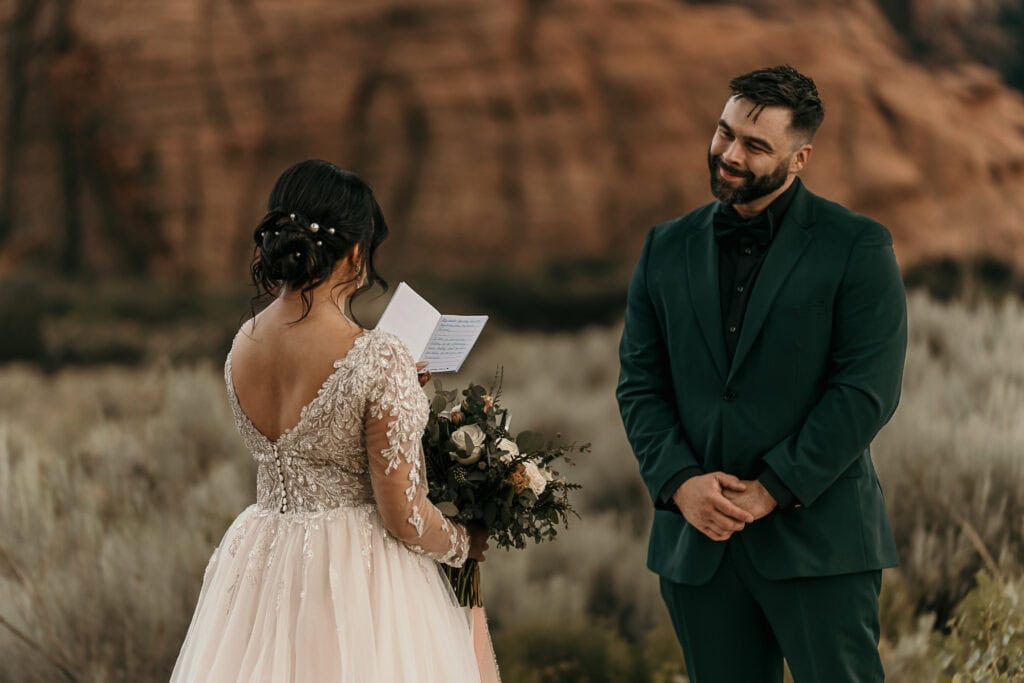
[516,430,545,453]
[436,501,459,517]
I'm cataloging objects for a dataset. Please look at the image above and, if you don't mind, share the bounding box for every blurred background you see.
[1,0,1023,681]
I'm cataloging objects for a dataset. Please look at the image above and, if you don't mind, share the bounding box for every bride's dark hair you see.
[249,160,389,324]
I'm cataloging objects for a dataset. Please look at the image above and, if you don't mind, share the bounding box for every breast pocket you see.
[765,303,832,387]
[768,302,829,345]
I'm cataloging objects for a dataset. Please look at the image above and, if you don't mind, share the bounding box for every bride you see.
[171,160,498,682]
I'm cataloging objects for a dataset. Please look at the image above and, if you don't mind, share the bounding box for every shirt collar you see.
[716,176,802,241]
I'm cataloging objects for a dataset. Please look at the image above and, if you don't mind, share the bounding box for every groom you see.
[616,66,907,682]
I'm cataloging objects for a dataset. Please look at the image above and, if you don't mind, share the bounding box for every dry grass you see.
[1,291,1022,681]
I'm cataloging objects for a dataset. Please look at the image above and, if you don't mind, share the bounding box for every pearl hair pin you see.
[275,210,336,244]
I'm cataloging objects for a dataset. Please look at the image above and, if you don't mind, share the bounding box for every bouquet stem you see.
[444,559,482,607]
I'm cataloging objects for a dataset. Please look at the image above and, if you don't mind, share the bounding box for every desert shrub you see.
[874,292,1024,623]
[640,618,687,683]
[2,292,1024,680]
[0,364,252,682]
[0,276,71,366]
[940,571,1024,681]
[493,617,688,683]
[493,621,641,683]
[409,256,633,331]
[0,275,246,367]
[902,256,1024,303]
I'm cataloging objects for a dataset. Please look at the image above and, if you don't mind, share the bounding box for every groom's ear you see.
[789,144,813,174]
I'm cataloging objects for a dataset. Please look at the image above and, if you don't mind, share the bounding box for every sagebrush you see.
[1,291,1022,682]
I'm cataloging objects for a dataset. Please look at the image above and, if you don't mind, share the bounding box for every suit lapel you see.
[686,211,729,381]
[726,184,817,384]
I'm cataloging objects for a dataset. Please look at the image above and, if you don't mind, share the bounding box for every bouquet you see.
[423,371,587,607]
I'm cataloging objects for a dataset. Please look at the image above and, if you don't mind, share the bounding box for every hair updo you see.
[249,160,389,324]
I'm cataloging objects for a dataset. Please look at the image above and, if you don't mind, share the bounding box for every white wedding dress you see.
[170,329,499,682]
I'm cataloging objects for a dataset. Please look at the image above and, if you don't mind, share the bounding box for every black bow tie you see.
[713,208,774,248]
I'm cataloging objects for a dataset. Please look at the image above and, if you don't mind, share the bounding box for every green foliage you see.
[0,274,246,367]
[424,376,588,605]
[408,256,632,332]
[424,377,587,553]
[0,276,70,366]
[940,572,1024,681]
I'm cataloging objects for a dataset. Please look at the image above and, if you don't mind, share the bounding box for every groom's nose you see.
[722,141,746,170]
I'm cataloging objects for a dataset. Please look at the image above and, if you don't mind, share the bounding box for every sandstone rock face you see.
[1,0,1023,283]
[872,0,1024,91]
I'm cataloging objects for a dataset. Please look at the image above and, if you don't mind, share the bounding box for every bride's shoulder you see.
[359,329,416,367]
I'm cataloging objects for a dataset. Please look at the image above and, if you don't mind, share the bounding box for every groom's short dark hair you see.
[729,66,825,143]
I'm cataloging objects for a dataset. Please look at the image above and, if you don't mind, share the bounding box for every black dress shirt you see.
[660,179,803,512]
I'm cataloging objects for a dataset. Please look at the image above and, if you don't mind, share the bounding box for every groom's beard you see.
[708,149,790,206]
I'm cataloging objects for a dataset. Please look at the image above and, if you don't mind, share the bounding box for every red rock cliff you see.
[1,0,1023,282]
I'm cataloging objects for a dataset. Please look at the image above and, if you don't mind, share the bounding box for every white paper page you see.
[419,317,491,374]
[420,315,489,373]
[375,282,441,359]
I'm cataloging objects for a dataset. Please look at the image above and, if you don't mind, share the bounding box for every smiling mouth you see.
[719,166,746,182]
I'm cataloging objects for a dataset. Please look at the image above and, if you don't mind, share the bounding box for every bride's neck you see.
[276,285,357,326]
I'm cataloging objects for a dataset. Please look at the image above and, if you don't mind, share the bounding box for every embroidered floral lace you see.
[224,330,469,567]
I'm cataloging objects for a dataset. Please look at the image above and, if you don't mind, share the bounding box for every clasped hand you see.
[672,473,778,542]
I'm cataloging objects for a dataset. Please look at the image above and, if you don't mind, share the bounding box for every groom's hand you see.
[672,472,755,542]
[722,480,778,522]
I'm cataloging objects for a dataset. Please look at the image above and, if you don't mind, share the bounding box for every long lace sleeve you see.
[364,334,470,567]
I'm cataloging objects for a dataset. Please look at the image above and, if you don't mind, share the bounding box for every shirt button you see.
[736,285,744,293]
[728,325,737,333]
[743,247,753,255]
[723,389,737,402]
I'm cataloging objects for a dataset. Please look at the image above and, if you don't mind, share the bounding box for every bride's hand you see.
[415,362,431,387]
[467,523,489,562]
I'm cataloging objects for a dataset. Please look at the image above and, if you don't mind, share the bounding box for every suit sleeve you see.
[761,222,907,507]
[617,228,703,512]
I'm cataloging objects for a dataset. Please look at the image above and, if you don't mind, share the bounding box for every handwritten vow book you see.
[375,282,488,373]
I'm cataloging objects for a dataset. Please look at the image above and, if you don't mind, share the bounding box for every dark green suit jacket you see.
[616,182,906,585]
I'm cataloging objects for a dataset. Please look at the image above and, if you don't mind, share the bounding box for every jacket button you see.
[723,389,737,402]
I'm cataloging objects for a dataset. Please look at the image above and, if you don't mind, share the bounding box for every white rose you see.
[496,437,520,463]
[522,461,548,496]
[451,424,487,465]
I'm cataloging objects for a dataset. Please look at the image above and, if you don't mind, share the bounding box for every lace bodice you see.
[224,329,469,567]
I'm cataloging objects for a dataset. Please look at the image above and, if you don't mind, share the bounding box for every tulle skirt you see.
[170,503,484,683]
